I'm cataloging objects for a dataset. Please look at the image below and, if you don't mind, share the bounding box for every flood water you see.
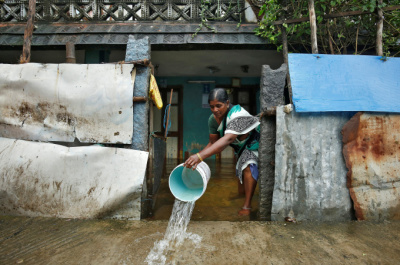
[150,158,260,221]
[145,200,201,264]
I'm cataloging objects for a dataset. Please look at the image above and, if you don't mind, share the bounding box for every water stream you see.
[145,199,202,265]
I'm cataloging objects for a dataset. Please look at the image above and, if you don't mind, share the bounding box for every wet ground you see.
[151,158,259,221]
[2,159,400,264]
[1,215,400,264]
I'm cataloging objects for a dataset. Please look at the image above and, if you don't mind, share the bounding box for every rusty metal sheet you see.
[342,112,400,221]
[0,137,148,219]
[0,63,135,143]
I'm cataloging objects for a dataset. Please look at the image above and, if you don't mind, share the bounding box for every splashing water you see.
[145,199,202,265]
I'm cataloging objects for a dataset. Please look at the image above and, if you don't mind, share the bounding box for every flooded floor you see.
[150,158,259,221]
[1,215,400,264]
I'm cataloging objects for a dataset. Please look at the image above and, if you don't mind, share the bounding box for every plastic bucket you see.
[168,162,211,202]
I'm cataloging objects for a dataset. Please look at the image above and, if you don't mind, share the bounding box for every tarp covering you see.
[289,54,400,113]
[0,63,135,143]
[0,137,148,219]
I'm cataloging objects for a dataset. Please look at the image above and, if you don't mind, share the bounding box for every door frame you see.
[160,86,183,160]
[218,84,259,115]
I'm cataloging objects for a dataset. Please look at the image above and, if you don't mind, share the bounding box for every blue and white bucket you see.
[168,162,211,202]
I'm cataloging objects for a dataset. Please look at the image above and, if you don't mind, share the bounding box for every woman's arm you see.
[203,134,219,152]
[183,133,237,169]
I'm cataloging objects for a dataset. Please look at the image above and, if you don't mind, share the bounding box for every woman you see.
[183,88,260,216]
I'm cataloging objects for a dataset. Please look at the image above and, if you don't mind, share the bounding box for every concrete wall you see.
[258,64,287,220]
[126,36,151,151]
[271,107,354,221]
[258,63,355,221]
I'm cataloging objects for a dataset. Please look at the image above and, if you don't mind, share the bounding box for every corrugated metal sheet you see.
[0,63,135,144]
[289,54,400,113]
[0,137,148,219]
[342,112,400,221]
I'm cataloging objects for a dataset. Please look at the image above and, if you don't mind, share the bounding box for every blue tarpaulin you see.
[288,54,400,113]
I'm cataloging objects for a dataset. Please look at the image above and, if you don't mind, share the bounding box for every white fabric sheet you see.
[0,63,135,143]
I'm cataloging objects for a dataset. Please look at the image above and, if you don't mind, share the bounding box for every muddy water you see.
[145,200,201,264]
[1,215,400,264]
[151,159,259,221]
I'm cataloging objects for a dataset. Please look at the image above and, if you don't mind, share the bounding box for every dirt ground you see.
[1,215,400,265]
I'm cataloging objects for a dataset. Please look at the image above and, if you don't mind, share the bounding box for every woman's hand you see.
[183,154,201,170]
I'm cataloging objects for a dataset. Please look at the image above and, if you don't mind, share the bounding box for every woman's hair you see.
[208,88,229,103]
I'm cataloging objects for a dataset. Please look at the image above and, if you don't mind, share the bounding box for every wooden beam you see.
[376,0,384,56]
[122,59,150,66]
[281,25,293,104]
[132,96,148,102]
[273,17,309,25]
[308,0,318,54]
[149,62,155,75]
[65,42,76,63]
[273,5,400,25]
[20,0,36,64]
[259,107,277,120]
[164,89,173,139]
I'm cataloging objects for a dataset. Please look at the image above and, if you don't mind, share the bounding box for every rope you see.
[163,104,172,137]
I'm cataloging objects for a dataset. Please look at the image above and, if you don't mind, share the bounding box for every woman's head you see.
[208,88,230,119]
[208,88,229,104]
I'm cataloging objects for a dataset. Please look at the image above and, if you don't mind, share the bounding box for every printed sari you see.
[217,105,260,183]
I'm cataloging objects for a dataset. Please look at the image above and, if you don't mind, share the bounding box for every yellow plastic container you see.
[149,75,163,109]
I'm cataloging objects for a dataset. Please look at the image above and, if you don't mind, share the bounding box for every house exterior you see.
[3,0,397,222]
[1,0,286,219]
[0,0,282,159]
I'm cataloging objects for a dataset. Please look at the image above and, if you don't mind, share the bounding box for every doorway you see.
[149,80,261,221]
[157,86,183,160]
[150,158,259,221]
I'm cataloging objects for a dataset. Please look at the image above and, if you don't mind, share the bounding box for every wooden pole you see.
[273,5,400,25]
[132,96,148,102]
[20,0,36,64]
[376,0,384,56]
[164,89,173,139]
[66,42,76,63]
[308,0,318,54]
[280,0,292,104]
[281,25,293,104]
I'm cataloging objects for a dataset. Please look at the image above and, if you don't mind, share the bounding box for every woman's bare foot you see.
[238,207,251,216]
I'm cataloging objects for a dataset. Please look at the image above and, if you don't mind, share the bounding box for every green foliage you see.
[255,0,400,56]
